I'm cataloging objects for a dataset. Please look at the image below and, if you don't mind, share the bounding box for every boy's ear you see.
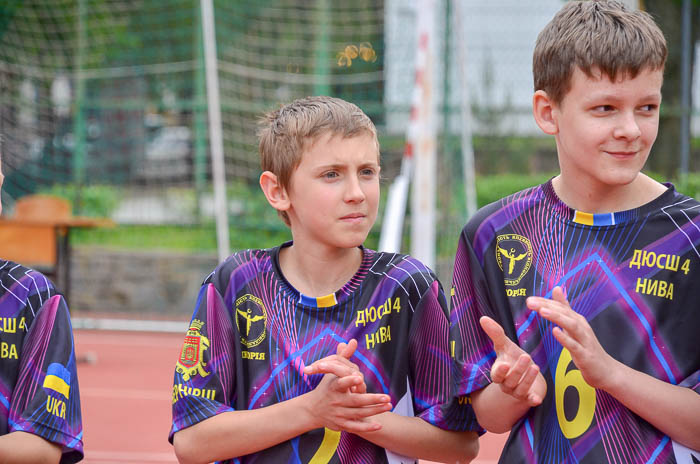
[259,171,290,212]
[532,90,558,135]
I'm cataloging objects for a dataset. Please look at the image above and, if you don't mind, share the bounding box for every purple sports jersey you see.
[0,260,83,463]
[451,181,700,464]
[170,243,473,463]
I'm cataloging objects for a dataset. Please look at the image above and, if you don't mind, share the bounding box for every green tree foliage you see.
[643,0,700,177]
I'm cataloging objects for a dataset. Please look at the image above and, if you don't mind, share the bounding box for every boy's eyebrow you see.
[358,160,380,167]
[583,91,661,103]
[313,163,345,171]
[315,159,380,168]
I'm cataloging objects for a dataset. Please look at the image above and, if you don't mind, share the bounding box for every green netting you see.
[0,1,395,319]
[0,0,389,228]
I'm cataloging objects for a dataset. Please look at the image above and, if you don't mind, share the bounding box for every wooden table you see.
[0,216,113,304]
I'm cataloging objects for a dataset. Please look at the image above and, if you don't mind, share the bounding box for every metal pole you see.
[453,0,477,219]
[313,0,331,96]
[410,0,437,269]
[72,0,87,214]
[200,0,230,262]
[680,0,691,184]
[194,3,207,221]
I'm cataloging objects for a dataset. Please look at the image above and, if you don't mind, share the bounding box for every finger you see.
[529,298,577,331]
[530,302,564,324]
[525,295,545,310]
[355,402,393,417]
[336,418,383,433]
[552,286,568,304]
[526,295,566,312]
[339,402,393,419]
[304,354,339,374]
[479,316,508,352]
[337,339,358,359]
[308,361,362,378]
[334,375,366,392]
[304,359,329,375]
[325,352,361,370]
[547,287,574,318]
[552,289,585,335]
[551,326,583,355]
[305,354,361,375]
[528,391,544,407]
[350,379,367,394]
[334,374,370,394]
[512,363,541,404]
[306,360,351,377]
[303,365,316,375]
[501,354,532,391]
[346,392,392,408]
[528,288,571,315]
[490,360,511,384]
[326,355,361,374]
[540,305,592,346]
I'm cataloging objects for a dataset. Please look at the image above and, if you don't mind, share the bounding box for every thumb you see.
[479,316,508,353]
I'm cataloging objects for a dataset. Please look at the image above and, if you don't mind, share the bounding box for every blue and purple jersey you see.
[450,181,700,463]
[0,260,83,463]
[170,243,471,463]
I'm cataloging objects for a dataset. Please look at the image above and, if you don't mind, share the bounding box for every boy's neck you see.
[552,172,667,214]
[278,241,363,298]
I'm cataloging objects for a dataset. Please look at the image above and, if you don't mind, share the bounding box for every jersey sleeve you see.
[9,294,83,464]
[407,276,480,431]
[679,369,700,393]
[449,227,501,404]
[170,279,236,441]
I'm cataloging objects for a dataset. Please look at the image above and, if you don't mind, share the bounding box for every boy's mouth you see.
[340,213,365,220]
[605,149,638,158]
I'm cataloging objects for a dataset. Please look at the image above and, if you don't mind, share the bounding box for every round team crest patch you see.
[235,294,267,348]
[496,234,533,286]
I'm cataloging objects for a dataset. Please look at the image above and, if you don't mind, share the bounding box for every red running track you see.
[75,329,507,463]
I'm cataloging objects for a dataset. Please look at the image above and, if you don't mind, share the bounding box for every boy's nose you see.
[613,112,642,140]
[344,176,366,202]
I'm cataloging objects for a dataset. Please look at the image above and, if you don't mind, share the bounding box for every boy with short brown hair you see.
[170,96,479,463]
[450,1,700,462]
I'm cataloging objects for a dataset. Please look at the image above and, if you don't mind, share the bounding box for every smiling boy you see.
[449,1,700,462]
[170,96,479,463]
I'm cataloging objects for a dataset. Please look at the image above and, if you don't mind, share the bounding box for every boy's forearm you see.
[356,412,479,463]
[471,383,532,433]
[602,359,700,450]
[173,394,317,464]
[0,432,62,464]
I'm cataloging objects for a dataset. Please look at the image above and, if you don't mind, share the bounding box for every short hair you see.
[533,0,667,105]
[258,95,379,225]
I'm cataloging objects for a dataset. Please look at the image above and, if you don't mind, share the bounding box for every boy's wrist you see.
[594,356,626,395]
[294,391,321,431]
[471,383,530,433]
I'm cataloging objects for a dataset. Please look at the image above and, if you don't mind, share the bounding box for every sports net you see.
[0,0,393,322]
[0,0,562,323]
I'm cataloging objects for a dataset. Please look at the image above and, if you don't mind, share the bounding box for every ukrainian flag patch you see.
[43,363,71,399]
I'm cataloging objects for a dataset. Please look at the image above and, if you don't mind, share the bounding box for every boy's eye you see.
[639,104,658,112]
[593,105,614,112]
[323,171,339,179]
[360,168,376,177]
